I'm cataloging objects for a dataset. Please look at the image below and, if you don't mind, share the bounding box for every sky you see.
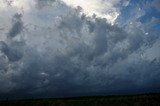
[0,0,160,99]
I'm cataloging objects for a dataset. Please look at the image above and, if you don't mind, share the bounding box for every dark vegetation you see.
[1,93,160,106]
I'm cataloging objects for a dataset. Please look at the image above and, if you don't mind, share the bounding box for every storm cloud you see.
[0,0,160,99]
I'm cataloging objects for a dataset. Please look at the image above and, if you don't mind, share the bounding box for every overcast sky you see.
[0,0,160,99]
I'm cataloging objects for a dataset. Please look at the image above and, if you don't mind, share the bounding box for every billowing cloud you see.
[0,0,160,99]
[61,0,130,24]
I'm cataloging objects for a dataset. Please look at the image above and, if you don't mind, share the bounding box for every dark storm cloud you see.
[0,41,8,54]
[8,13,23,38]
[58,10,83,35]
[6,42,24,62]
[0,12,25,91]
[2,13,25,62]
[0,0,160,99]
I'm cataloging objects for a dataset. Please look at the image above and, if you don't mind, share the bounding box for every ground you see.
[1,93,160,106]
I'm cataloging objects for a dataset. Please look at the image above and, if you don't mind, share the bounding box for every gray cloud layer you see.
[0,0,160,99]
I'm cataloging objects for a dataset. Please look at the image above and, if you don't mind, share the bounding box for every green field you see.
[1,93,160,106]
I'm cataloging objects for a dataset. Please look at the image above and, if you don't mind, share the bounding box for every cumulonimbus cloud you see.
[0,0,160,99]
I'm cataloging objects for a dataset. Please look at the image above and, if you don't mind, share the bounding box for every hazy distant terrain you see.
[1,93,160,106]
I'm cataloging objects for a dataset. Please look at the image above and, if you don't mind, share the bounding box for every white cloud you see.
[61,0,122,24]
[0,0,8,11]
[0,0,36,12]
[12,0,36,11]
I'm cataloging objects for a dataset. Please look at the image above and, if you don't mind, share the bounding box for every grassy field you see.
[0,93,160,106]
